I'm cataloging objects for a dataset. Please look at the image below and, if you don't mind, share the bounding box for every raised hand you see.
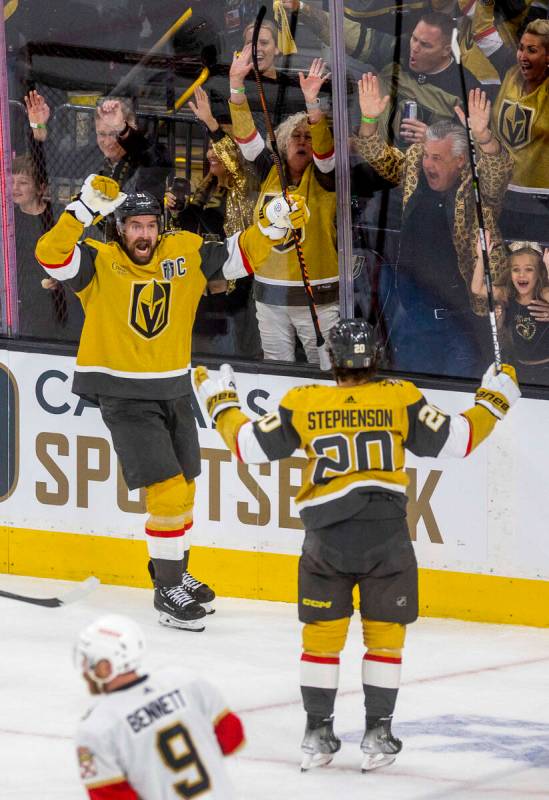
[454,88,491,140]
[188,86,218,131]
[96,99,126,133]
[230,43,253,87]
[24,90,50,125]
[281,0,300,9]
[299,58,330,104]
[357,73,390,122]
[475,229,493,260]
[24,90,50,141]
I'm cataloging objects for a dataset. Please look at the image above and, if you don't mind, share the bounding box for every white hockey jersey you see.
[75,666,244,799]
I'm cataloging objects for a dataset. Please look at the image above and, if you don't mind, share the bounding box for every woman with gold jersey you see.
[492,19,549,238]
[35,173,307,633]
[229,50,339,364]
[195,319,520,773]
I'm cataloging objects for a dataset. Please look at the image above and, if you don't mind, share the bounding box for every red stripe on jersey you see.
[234,129,259,145]
[145,526,186,538]
[363,654,402,664]
[301,654,340,665]
[462,413,473,456]
[37,248,75,270]
[214,711,245,755]
[184,521,193,531]
[88,780,139,799]
[238,239,253,275]
[461,0,476,14]
[474,25,497,40]
[313,147,335,160]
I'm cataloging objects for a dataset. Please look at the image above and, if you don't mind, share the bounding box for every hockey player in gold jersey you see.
[194,319,520,772]
[35,173,308,632]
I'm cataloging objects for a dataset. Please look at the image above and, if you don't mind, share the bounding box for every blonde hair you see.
[524,19,549,50]
[243,19,278,44]
[275,111,309,160]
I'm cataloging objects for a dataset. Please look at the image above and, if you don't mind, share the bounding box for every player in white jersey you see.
[75,614,244,799]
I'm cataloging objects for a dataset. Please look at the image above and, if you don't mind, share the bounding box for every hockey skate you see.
[180,571,216,614]
[154,585,207,632]
[300,715,341,771]
[360,717,402,772]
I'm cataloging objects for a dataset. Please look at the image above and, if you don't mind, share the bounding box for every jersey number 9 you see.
[157,722,211,798]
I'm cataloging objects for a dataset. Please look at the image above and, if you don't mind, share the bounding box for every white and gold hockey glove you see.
[194,363,241,422]
[257,192,310,239]
[66,174,127,227]
[475,362,520,419]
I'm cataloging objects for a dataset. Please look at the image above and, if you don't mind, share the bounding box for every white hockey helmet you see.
[75,614,145,685]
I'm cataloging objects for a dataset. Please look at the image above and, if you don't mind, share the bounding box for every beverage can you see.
[403,100,418,120]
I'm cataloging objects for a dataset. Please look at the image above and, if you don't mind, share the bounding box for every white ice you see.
[0,574,548,799]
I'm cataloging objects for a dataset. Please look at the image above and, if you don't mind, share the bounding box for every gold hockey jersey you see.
[216,377,499,530]
[36,211,273,401]
[492,67,549,191]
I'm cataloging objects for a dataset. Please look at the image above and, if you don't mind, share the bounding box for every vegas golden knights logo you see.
[498,100,534,150]
[129,279,171,339]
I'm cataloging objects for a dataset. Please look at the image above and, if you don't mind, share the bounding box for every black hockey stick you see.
[251,6,331,371]
[451,28,502,372]
[0,575,100,607]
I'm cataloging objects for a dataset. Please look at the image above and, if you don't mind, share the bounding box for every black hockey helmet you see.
[115,191,162,231]
[327,319,381,369]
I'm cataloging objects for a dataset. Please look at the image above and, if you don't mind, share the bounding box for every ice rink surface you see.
[0,574,548,800]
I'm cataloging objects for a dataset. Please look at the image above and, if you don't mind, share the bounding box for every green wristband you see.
[361,115,378,124]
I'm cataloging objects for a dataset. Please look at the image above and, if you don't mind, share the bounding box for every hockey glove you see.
[257,193,310,239]
[66,174,127,227]
[194,363,241,422]
[475,363,520,420]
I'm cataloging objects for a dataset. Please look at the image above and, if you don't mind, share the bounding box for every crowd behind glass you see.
[3,0,549,385]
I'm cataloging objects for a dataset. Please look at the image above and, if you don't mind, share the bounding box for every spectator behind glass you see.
[472,233,549,385]
[232,18,310,131]
[229,52,339,364]
[166,87,261,360]
[27,93,172,239]
[12,155,83,340]
[355,75,513,378]
[492,19,549,239]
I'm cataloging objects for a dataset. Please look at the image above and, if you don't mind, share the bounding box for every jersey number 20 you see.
[312,430,394,484]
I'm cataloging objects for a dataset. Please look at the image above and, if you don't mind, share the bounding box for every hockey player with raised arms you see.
[74,614,244,798]
[35,174,308,632]
[194,319,520,771]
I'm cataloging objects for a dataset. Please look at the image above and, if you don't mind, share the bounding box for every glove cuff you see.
[474,388,509,420]
[207,390,241,421]
[66,198,96,227]
[257,220,287,240]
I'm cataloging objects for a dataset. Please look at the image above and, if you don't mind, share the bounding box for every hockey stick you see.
[451,28,502,372]
[0,575,100,608]
[251,6,331,371]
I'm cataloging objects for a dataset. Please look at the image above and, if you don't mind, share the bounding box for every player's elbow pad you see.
[215,711,245,755]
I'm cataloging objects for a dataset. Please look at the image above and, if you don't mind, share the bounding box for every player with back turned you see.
[194,319,520,772]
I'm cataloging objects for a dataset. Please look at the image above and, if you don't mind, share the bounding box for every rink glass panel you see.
[1,1,548,386]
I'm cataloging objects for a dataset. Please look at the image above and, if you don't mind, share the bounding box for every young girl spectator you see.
[472,233,549,384]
